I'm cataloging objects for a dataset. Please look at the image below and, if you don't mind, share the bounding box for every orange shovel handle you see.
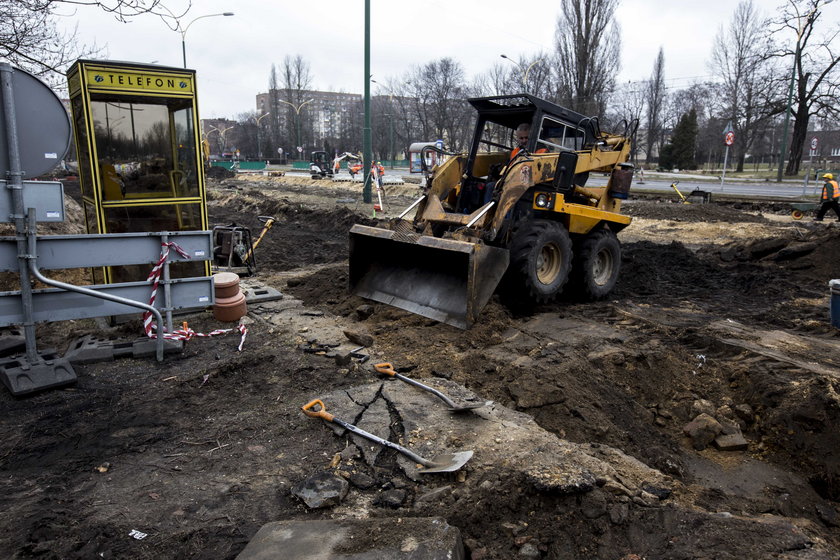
[301,399,334,422]
[374,362,397,377]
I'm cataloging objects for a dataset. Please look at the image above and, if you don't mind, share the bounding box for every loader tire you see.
[505,220,572,306]
[570,228,621,300]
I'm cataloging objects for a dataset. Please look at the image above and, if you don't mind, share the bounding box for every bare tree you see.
[644,48,666,164]
[770,0,840,176]
[403,58,471,150]
[267,64,282,157]
[0,1,187,82]
[497,53,553,98]
[473,62,517,97]
[378,79,419,157]
[710,0,774,171]
[553,0,621,115]
[280,54,314,154]
[606,81,646,164]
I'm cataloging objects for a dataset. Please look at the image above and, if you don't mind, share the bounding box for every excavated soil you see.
[1,174,839,559]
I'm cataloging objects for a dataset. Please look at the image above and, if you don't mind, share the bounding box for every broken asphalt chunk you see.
[343,329,374,348]
[291,471,349,509]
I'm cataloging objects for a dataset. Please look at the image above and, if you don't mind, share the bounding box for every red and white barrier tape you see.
[142,242,248,351]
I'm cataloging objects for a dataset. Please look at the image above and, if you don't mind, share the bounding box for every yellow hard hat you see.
[823,173,834,180]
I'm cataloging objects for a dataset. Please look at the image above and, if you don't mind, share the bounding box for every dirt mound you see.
[205,165,235,180]
[625,200,768,223]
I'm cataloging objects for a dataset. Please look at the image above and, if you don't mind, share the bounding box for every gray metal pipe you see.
[1,63,38,363]
[161,233,174,333]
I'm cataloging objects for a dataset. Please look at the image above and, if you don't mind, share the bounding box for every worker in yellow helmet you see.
[816,173,840,222]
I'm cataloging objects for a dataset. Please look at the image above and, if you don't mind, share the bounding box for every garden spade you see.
[374,362,489,412]
[301,399,473,474]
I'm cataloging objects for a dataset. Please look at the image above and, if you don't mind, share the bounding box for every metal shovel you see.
[374,362,488,412]
[301,399,473,474]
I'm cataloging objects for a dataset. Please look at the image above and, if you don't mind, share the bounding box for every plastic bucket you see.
[830,280,840,328]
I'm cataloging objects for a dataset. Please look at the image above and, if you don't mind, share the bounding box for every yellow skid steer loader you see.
[349,94,637,329]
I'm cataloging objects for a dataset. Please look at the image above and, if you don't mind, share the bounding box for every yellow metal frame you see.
[67,59,210,282]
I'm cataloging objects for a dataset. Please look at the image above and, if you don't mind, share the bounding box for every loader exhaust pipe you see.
[349,224,509,329]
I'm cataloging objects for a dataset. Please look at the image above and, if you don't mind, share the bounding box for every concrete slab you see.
[236,517,463,560]
[714,432,749,451]
[239,279,284,303]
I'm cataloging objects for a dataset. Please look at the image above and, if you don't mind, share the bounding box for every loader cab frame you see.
[458,94,598,213]
[465,94,598,176]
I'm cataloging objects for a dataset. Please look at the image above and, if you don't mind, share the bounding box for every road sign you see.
[724,131,735,146]
[296,146,303,153]
[277,147,283,154]
[811,137,818,150]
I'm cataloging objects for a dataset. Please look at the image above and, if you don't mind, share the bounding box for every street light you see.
[207,125,234,156]
[277,98,314,160]
[253,112,271,159]
[776,0,831,182]
[163,9,235,68]
[500,54,543,91]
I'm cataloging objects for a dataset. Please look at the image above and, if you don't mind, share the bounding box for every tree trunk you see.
[785,104,809,176]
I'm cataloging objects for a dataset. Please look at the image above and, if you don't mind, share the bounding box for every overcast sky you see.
[57,0,839,119]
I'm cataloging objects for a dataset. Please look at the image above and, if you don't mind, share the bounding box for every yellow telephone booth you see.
[67,59,209,283]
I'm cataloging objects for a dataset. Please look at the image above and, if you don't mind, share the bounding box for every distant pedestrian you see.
[815,173,840,222]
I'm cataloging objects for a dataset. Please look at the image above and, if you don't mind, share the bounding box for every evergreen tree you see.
[660,109,698,170]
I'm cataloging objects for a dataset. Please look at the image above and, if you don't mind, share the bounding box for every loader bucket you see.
[349,224,509,329]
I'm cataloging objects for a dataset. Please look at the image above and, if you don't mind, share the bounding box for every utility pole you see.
[362,0,372,203]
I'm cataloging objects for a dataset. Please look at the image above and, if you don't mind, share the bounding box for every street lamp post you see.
[254,112,271,159]
[207,125,234,156]
[775,1,831,182]
[164,10,234,68]
[205,126,220,156]
[500,54,543,92]
[277,98,314,160]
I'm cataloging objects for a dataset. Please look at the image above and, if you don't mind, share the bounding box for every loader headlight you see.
[534,193,552,209]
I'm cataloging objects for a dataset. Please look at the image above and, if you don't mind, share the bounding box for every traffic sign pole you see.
[803,137,818,195]
[721,130,735,191]
[720,145,729,191]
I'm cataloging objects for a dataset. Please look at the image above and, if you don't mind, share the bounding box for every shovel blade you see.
[446,401,491,412]
[418,450,474,474]
[349,224,509,329]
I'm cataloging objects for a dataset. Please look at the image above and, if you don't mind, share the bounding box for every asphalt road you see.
[283,167,821,200]
[629,178,821,200]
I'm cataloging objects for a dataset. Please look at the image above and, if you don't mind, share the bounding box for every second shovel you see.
[374,362,488,412]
